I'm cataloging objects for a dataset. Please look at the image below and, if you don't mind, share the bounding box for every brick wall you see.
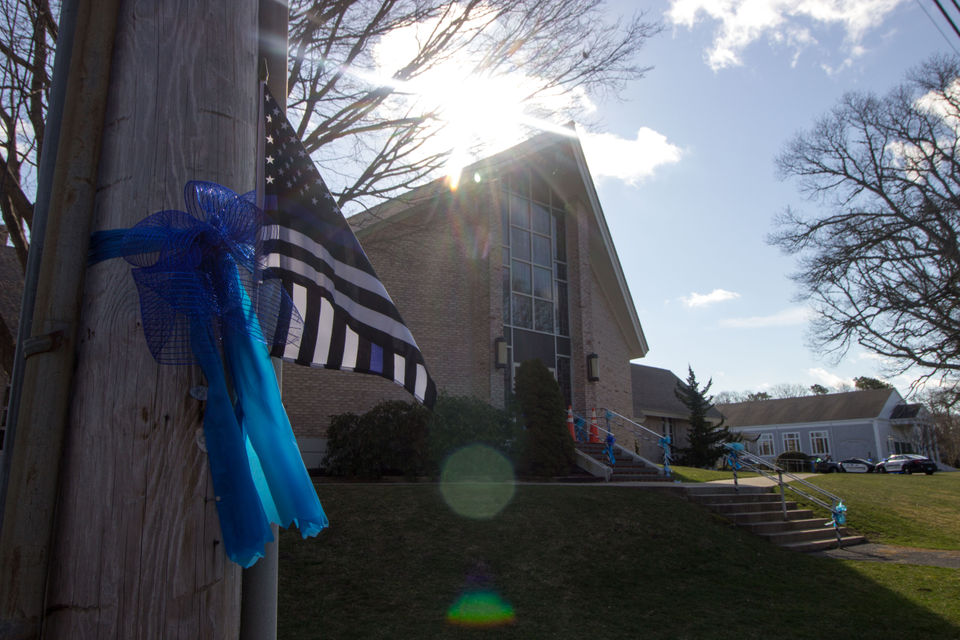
[283,187,496,438]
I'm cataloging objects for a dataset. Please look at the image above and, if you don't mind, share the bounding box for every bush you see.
[428,394,522,468]
[323,400,430,478]
[776,450,810,473]
[514,359,575,477]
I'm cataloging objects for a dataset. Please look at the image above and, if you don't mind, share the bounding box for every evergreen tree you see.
[675,366,732,468]
[853,376,892,390]
[514,359,576,477]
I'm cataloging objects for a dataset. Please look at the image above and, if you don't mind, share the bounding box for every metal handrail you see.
[724,444,848,545]
[570,409,667,474]
[603,409,673,475]
[604,409,664,444]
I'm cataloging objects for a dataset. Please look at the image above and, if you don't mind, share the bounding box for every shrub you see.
[428,394,522,468]
[514,359,575,477]
[323,400,430,478]
[776,450,810,473]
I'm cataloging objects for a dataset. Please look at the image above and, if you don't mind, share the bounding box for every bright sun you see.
[371,12,586,189]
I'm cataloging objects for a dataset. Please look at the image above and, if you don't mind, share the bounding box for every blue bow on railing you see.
[602,433,616,466]
[658,436,672,477]
[574,417,587,443]
[827,501,847,528]
[89,181,327,568]
[725,441,744,471]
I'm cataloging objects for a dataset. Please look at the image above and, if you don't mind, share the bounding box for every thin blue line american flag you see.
[258,85,437,407]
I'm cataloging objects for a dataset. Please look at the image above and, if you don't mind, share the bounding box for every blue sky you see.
[583,0,956,396]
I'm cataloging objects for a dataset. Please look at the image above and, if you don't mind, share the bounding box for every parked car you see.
[812,457,843,473]
[839,458,875,473]
[876,454,936,475]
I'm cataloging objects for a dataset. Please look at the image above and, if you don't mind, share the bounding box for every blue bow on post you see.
[658,435,672,477]
[89,181,328,567]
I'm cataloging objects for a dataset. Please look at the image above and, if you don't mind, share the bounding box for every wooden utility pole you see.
[1,1,259,638]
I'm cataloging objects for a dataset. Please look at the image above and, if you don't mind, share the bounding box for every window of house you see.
[757,433,774,457]
[810,431,830,456]
[783,432,800,452]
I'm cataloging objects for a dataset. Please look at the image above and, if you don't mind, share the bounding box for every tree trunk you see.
[42,1,257,637]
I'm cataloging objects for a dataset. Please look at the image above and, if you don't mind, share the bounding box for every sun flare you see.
[372,13,587,189]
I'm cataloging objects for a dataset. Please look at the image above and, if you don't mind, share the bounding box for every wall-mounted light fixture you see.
[586,353,599,382]
[494,337,509,369]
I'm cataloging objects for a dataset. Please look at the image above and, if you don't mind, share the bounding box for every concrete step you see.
[727,509,816,524]
[779,535,867,553]
[740,518,831,534]
[708,501,799,514]
[689,492,785,505]
[760,527,856,545]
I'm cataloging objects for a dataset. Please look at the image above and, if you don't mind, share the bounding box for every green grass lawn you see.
[794,471,960,550]
[278,482,960,639]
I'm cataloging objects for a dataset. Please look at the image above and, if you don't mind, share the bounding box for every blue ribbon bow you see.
[658,435,672,477]
[603,433,616,466]
[89,181,327,567]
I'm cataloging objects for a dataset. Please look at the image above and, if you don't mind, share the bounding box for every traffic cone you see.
[567,406,576,440]
[589,408,600,443]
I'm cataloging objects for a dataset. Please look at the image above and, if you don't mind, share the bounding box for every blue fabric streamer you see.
[658,435,672,477]
[89,181,327,567]
[827,500,847,528]
[603,433,616,466]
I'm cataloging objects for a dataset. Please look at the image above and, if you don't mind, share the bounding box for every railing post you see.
[778,470,787,520]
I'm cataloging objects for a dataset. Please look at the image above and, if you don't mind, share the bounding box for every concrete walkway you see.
[705,474,817,487]
[811,543,960,569]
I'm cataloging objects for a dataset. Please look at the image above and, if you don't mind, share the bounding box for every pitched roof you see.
[349,130,648,358]
[630,364,723,422]
[717,388,899,427]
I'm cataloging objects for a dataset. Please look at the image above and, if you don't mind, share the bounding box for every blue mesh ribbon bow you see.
[658,435,672,477]
[89,181,327,567]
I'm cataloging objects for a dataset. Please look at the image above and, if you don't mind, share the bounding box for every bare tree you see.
[0,0,659,381]
[0,0,57,378]
[286,0,660,209]
[920,387,960,466]
[772,55,960,405]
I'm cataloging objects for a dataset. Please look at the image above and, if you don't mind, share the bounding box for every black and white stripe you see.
[258,85,437,407]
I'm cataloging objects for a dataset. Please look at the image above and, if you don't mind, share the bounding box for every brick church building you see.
[281,130,651,467]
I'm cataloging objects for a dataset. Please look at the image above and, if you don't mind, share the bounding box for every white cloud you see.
[808,367,853,389]
[667,0,905,70]
[720,306,812,328]
[579,128,683,184]
[681,288,741,308]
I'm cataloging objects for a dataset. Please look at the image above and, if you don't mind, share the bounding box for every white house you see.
[717,388,939,463]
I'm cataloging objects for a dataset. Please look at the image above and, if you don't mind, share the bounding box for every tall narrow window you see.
[783,432,800,452]
[757,433,775,457]
[501,169,570,406]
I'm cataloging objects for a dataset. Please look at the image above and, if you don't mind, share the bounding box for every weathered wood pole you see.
[0,1,121,637]
[40,2,257,637]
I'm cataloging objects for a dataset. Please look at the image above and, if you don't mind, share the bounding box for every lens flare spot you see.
[446,590,516,628]
[440,445,515,520]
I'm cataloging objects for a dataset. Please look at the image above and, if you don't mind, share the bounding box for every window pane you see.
[555,261,567,281]
[556,356,571,406]
[534,267,552,299]
[532,234,551,266]
[502,268,511,323]
[534,299,554,332]
[556,281,569,336]
[510,193,529,228]
[531,201,551,235]
[511,227,530,260]
[531,172,549,205]
[554,213,566,261]
[501,196,509,243]
[512,260,531,294]
[512,294,532,328]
